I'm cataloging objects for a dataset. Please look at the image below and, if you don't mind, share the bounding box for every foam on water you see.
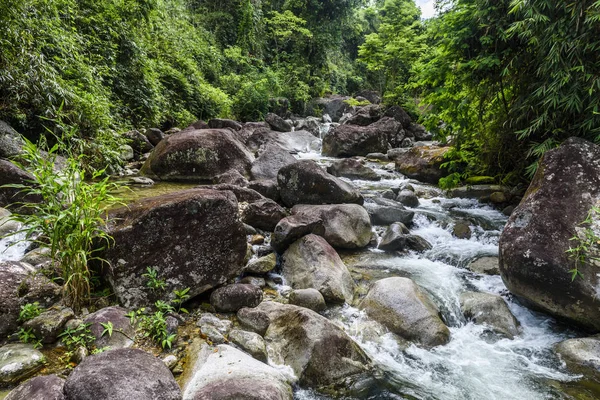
[0,230,29,262]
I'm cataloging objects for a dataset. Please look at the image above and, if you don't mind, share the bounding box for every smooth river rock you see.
[4,375,65,400]
[459,291,520,339]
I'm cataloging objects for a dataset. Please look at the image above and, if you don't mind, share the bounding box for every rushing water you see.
[292,152,590,400]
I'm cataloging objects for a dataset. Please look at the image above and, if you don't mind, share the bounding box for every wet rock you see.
[208,184,264,203]
[0,261,61,338]
[387,147,410,161]
[0,344,44,386]
[64,348,181,400]
[245,253,277,274]
[197,313,232,343]
[345,104,383,126]
[405,235,433,252]
[282,234,355,304]
[366,152,388,161]
[239,276,266,288]
[322,117,402,157]
[247,129,321,154]
[0,207,20,236]
[208,118,243,131]
[502,205,515,216]
[248,179,280,201]
[210,284,263,313]
[4,374,65,400]
[256,301,371,387]
[395,190,419,207]
[394,145,451,184]
[490,191,507,204]
[378,222,410,251]
[383,106,412,128]
[499,138,600,330]
[291,204,372,249]
[468,257,500,275]
[23,307,74,344]
[271,214,326,253]
[288,288,326,312]
[0,160,42,210]
[83,306,136,350]
[124,130,153,155]
[364,198,415,226]
[242,199,288,232]
[327,158,381,181]
[278,160,363,207]
[313,95,353,122]
[452,220,472,239]
[0,121,24,158]
[182,343,292,400]
[127,176,154,186]
[359,277,450,347]
[213,169,249,186]
[460,292,519,339]
[228,329,268,361]
[118,144,134,161]
[555,336,600,377]
[295,117,321,137]
[145,128,165,146]
[251,144,297,181]
[140,129,254,182]
[237,307,270,336]
[265,113,293,132]
[449,185,508,200]
[102,189,247,308]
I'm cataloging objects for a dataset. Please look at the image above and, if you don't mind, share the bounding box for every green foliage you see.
[127,303,176,350]
[100,321,113,338]
[172,288,190,314]
[18,302,44,322]
[142,267,167,291]
[566,207,600,281]
[6,132,121,311]
[58,322,96,352]
[344,98,371,107]
[18,328,43,349]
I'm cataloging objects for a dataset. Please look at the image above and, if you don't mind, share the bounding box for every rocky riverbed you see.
[1,101,600,399]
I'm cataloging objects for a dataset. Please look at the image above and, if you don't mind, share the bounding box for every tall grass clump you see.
[6,126,121,311]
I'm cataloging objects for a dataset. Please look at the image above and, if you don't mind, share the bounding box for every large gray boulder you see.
[182,343,292,400]
[277,160,363,207]
[555,336,600,377]
[394,145,451,184]
[241,199,287,232]
[256,301,371,387]
[0,121,24,159]
[364,198,415,226]
[359,277,450,347]
[313,95,353,122]
[265,113,293,132]
[271,214,326,253]
[282,234,355,304]
[140,129,254,182]
[499,138,600,331]
[0,344,45,386]
[64,349,181,400]
[250,144,296,181]
[459,292,520,339]
[5,374,65,400]
[327,158,381,181]
[345,104,383,126]
[247,130,320,154]
[322,118,402,157]
[290,204,372,249]
[102,189,247,308]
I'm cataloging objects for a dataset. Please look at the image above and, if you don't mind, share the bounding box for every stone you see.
[212,170,249,186]
[395,190,419,208]
[282,234,355,304]
[256,301,371,387]
[0,208,20,236]
[182,343,292,400]
[345,104,383,126]
[499,138,600,330]
[378,222,410,251]
[140,129,254,182]
[0,160,42,211]
[394,146,451,184]
[359,277,450,347]
[162,355,178,371]
[322,117,402,157]
[0,261,61,338]
[251,144,297,181]
[145,128,165,146]
[237,308,270,336]
[84,306,136,350]
[355,90,381,104]
[271,214,326,253]
[406,124,432,141]
[63,348,181,400]
[452,220,472,239]
[555,336,600,377]
[118,144,134,161]
[238,122,270,143]
[239,276,266,288]
[247,179,280,202]
[449,185,508,200]
[288,288,326,312]
[208,184,264,203]
[327,158,381,181]
[364,199,415,226]
[208,118,243,131]
[459,291,520,339]
[197,313,232,341]
[245,253,277,274]
[490,191,507,204]
[295,117,321,137]
[0,121,24,158]
[278,160,363,207]
[23,307,74,344]
[102,189,247,308]
[124,130,153,155]
[228,329,268,361]
[4,374,65,400]
[265,113,293,132]
[19,247,52,268]
[468,257,500,275]
[241,199,287,232]
[383,106,412,128]
[366,152,388,161]
[246,129,321,154]
[387,147,410,160]
[405,235,433,252]
[313,95,353,122]
[210,284,263,313]
[0,344,44,386]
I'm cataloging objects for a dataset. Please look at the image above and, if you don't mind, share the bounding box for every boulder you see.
[359,277,450,347]
[499,138,600,330]
[84,306,136,350]
[228,329,268,362]
[184,120,210,131]
[378,222,410,251]
[124,130,153,155]
[256,301,371,387]
[208,118,243,131]
[394,146,451,184]
[145,128,165,146]
[364,198,415,226]
[4,374,65,400]
[0,121,23,158]
[322,117,402,157]
[102,189,247,308]
[247,130,320,154]
[449,185,508,200]
[355,90,381,105]
[395,190,419,207]
[0,261,61,338]
[468,257,500,275]
[294,117,321,137]
[265,113,292,132]
[288,288,326,312]
[345,104,383,126]
[383,106,412,128]
[64,348,181,400]
[0,344,44,386]
[208,184,264,203]
[0,159,42,210]
[271,214,326,253]
[555,336,600,377]
[182,343,292,400]
[459,292,520,339]
[245,253,277,275]
[251,144,297,181]
[277,160,363,207]
[212,170,249,186]
[241,199,287,232]
[406,124,432,141]
[290,204,372,249]
[0,207,20,236]
[22,307,74,344]
[140,129,254,182]
[452,220,472,239]
[282,234,355,304]
[210,284,263,313]
[313,96,353,122]
[239,276,266,288]
[247,179,280,202]
[327,158,381,181]
[197,313,232,344]
[405,235,433,252]
[239,122,270,143]
[237,307,270,336]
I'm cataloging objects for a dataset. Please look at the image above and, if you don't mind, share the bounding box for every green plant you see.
[566,207,600,281]
[58,323,96,352]
[143,267,167,291]
[18,302,44,322]
[343,97,371,107]
[172,288,190,314]
[5,132,121,311]
[18,327,42,349]
[126,299,180,350]
[100,321,113,338]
